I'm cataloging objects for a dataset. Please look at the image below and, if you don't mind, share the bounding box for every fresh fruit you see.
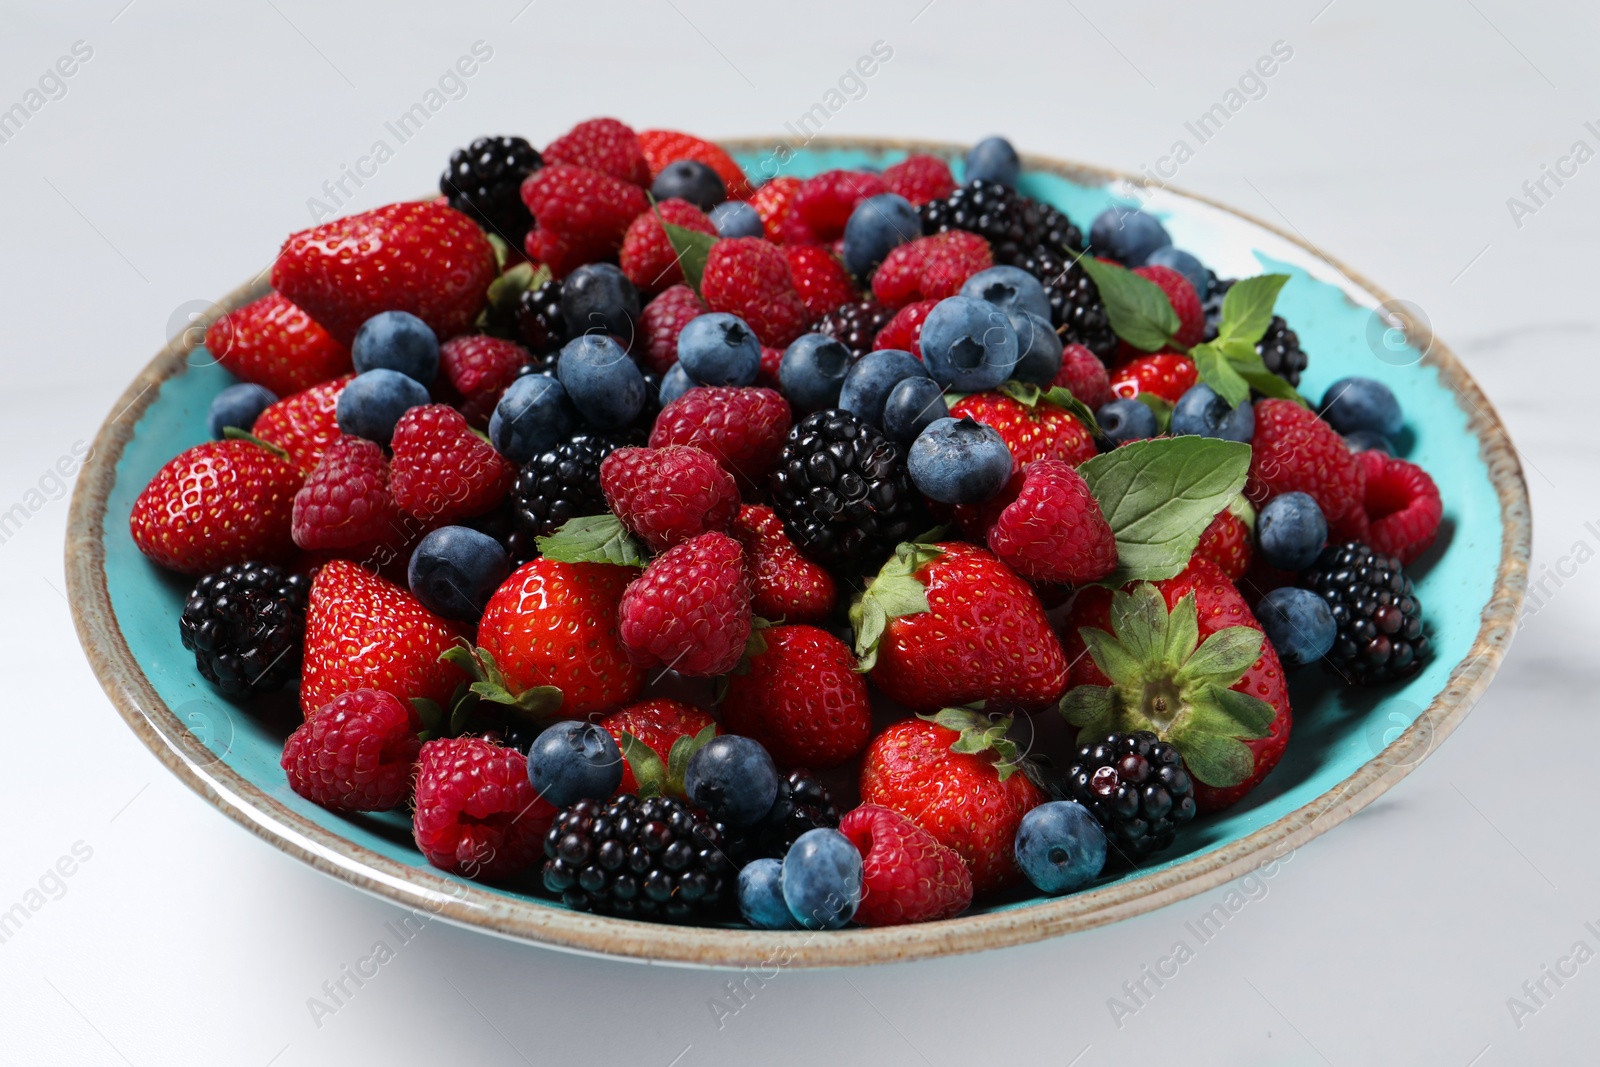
[439,334,529,428]
[919,295,1019,391]
[526,720,625,808]
[1172,382,1255,442]
[1020,252,1117,359]
[619,200,716,295]
[406,525,510,620]
[414,736,553,879]
[599,698,717,795]
[729,504,836,623]
[1062,731,1194,861]
[786,169,889,245]
[986,459,1117,585]
[1246,398,1365,528]
[675,312,761,386]
[700,237,808,349]
[1344,429,1394,455]
[1204,279,1309,386]
[881,154,957,206]
[839,348,930,427]
[179,561,310,696]
[1322,376,1403,437]
[779,333,853,413]
[488,373,574,465]
[1144,246,1208,299]
[1301,541,1430,684]
[291,435,398,553]
[948,388,1097,472]
[960,264,1052,321]
[638,283,707,373]
[841,192,920,279]
[781,828,863,930]
[440,134,542,245]
[559,262,642,344]
[1195,506,1253,581]
[1109,352,1198,405]
[617,531,751,677]
[871,231,994,309]
[921,179,1084,267]
[334,369,430,445]
[750,174,802,241]
[720,769,840,866]
[253,374,351,474]
[1133,264,1203,348]
[599,444,739,551]
[543,116,650,186]
[557,335,648,429]
[720,624,871,769]
[785,243,860,318]
[738,859,792,929]
[204,293,353,397]
[511,276,568,359]
[709,200,762,238]
[520,163,650,277]
[816,299,896,359]
[351,310,439,383]
[1006,310,1065,386]
[965,136,1021,186]
[207,383,276,440]
[1095,397,1158,445]
[1014,800,1107,893]
[650,159,725,210]
[648,385,793,488]
[282,689,421,813]
[1088,206,1171,265]
[907,417,1013,505]
[1355,451,1442,565]
[684,734,780,827]
[1256,586,1337,667]
[839,804,973,925]
[389,404,514,524]
[1257,491,1328,571]
[871,298,939,357]
[882,377,949,443]
[505,430,640,558]
[638,128,753,199]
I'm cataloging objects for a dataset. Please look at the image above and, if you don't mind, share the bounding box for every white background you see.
[2,1,1598,1064]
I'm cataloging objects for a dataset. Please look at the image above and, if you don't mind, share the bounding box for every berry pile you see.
[131,125,1448,929]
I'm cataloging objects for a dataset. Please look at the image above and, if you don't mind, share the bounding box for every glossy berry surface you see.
[527,721,625,809]
[1301,541,1431,684]
[180,561,310,696]
[1066,731,1196,863]
[1014,800,1108,894]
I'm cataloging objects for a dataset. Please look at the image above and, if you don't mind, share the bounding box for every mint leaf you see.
[1190,342,1251,409]
[1041,385,1103,437]
[536,514,648,567]
[1235,361,1307,405]
[1077,256,1181,353]
[1132,392,1172,433]
[1217,274,1289,346]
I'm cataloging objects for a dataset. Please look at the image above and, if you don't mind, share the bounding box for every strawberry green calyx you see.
[220,426,292,462]
[849,541,945,672]
[438,641,564,724]
[619,724,717,798]
[918,706,1025,781]
[1060,584,1275,788]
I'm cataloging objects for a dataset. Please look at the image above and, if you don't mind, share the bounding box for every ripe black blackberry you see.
[542,794,734,922]
[816,300,895,359]
[505,430,642,561]
[1301,542,1430,684]
[1015,251,1118,361]
[720,770,840,866]
[920,179,1084,265]
[512,277,567,369]
[179,562,311,697]
[1202,277,1308,387]
[769,409,925,571]
[1065,730,1195,862]
[440,135,542,246]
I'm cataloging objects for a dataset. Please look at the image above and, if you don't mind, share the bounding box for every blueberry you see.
[838,348,929,427]
[352,310,440,384]
[559,263,640,345]
[907,416,1013,505]
[407,525,511,620]
[660,362,697,406]
[1321,376,1403,437]
[1171,383,1255,443]
[1344,429,1394,455]
[556,334,647,429]
[684,735,780,828]
[708,199,763,239]
[335,369,430,444]
[781,828,863,930]
[1014,800,1107,894]
[676,312,761,386]
[883,376,949,443]
[207,382,277,439]
[1088,207,1172,266]
[488,373,575,463]
[960,265,1051,322]
[738,858,794,930]
[964,136,1021,187]
[1143,246,1209,299]
[1095,398,1159,445]
[1256,491,1328,571]
[1256,586,1337,667]
[780,333,853,412]
[526,720,624,808]
[842,192,920,279]
[919,296,1019,392]
[1008,310,1065,386]
[650,159,726,211]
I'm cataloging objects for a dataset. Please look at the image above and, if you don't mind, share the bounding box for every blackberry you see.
[512,277,567,369]
[1202,277,1308,387]
[816,300,895,359]
[1301,542,1430,684]
[1065,730,1195,862]
[505,430,642,561]
[542,794,734,922]
[720,770,840,866]
[769,409,925,571]
[440,135,542,246]
[920,179,1084,265]
[179,562,311,697]
[1015,250,1118,361]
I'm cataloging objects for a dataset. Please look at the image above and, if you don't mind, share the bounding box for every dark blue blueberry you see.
[488,373,574,463]
[838,348,929,427]
[1256,586,1337,667]
[352,310,440,384]
[883,376,949,443]
[907,416,1013,505]
[1096,397,1159,445]
[526,720,624,808]
[1321,376,1403,437]
[407,525,511,620]
[708,199,763,239]
[660,362,697,405]
[1256,491,1328,571]
[1014,800,1107,894]
[556,334,647,429]
[1344,429,1394,455]
[961,265,1051,322]
[919,295,1018,391]
[335,368,430,444]
[685,735,780,827]
[779,333,853,413]
[1143,246,1209,298]
[842,192,920,279]
[559,263,640,345]
[781,828,863,930]
[207,382,277,439]
[1088,206,1172,266]
[737,858,794,930]
[650,159,726,211]
[964,136,1021,187]
[1008,309,1065,386]
[1171,383,1255,442]
[676,312,761,386]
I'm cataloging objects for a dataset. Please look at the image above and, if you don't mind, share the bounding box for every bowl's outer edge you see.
[65,137,1532,968]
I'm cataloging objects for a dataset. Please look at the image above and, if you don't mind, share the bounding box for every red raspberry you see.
[1109,352,1198,404]
[1246,399,1365,527]
[720,624,871,769]
[281,689,421,812]
[254,374,352,474]
[638,129,754,199]
[881,154,957,207]
[520,164,650,277]
[543,117,650,186]
[638,284,707,374]
[599,445,740,552]
[757,345,783,389]
[1133,264,1204,348]
[1052,342,1112,409]
[700,237,809,348]
[871,231,993,308]
[599,699,718,794]
[389,404,514,524]
[730,504,836,623]
[783,244,859,318]
[784,170,889,245]
[1355,451,1442,565]
[412,736,554,879]
[750,176,802,242]
[205,292,352,397]
[439,334,528,429]
[648,385,793,489]
[1195,506,1253,581]
[619,199,716,295]
[873,298,939,356]
[617,532,751,677]
[292,435,398,552]
[986,460,1118,585]
[839,804,973,926]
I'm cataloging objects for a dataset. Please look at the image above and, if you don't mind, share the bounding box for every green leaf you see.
[1080,625,1144,689]
[1041,385,1103,437]
[410,697,444,733]
[1076,256,1181,353]
[1132,393,1172,433]
[1059,685,1118,733]
[663,724,717,797]
[918,707,1024,780]
[1107,585,1169,671]
[484,261,549,314]
[1161,593,1201,673]
[997,380,1044,407]
[649,197,719,295]
[1236,361,1308,405]
[618,732,667,798]
[1176,625,1265,688]
[1167,729,1254,788]
[1077,437,1252,583]
[1190,342,1252,409]
[221,427,292,462]
[1205,685,1277,739]
[1217,273,1289,346]
[852,542,944,671]
[536,514,649,567]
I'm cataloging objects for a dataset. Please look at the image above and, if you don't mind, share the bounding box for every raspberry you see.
[638,129,755,200]
[281,689,421,812]
[389,404,514,524]
[783,244,859,318]
[872,298,939,356]
[750,176,802,242]
[205,293,352,397]
[700,237,808,348]
[839,804,973,926]
[648,385,793,489]
[253,374,352,474]
[730,503,837,623]
[520,164,650,277]
[947,391,1096,535]
[412,736,554,879]
[619,199,716,295]
[439,334,528,429]
[638,283,707,374]
[1109,352,1199,405]
[291,435,398,552]
[881,154,957,207]
[986,460,1118,585]
[1246,398,1365,528]
[542,117,650,186]
[1195,507,1253,581]
[1052,342,1112,409]
[757,345,783,389]
[784,170,889,245]
[1355,451,1442,565]
[870,230,993,308]
[599,445,740,552]
[617,532,751,677]
[1133,264,1204,348]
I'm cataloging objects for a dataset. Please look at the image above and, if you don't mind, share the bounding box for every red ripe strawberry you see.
[1052,342,1112,409]
[439,335,529,429]
[783,244,859,318]
[620,199,716,295]
[784,170,889,245]
[478,558,643,717]
[543,117,650,186]
[272,201,496,346]
[839,803,973,925]
[986,460,1118,585]
[204,292,352,396]
[599,445,740,552]
[253,374,352,474]
[281,689,421,812]
[757,345,783,389]
[520,164,650,277]
[872,298,939,356]
[855,542,1070,712]
[871,231,993,308]
[638,129,754,199]
[1060,557,1292,812]
[130,437,301,575]
[292,435,398,552]
[720,624,871,769]
[299,559,466,717]
[1354,451,1442,565]
[730,504,836,623]
[949,389,1097,471]
[701,238,808,348]
[388,404,513,524]
[617,532,751,677]
[859,712,1045,895]
[599,699,718,794]
[1195,505,1253,581]
[1132,264,1204,348]
[1109,352,1198,404]
[648,385,793,489]
[750,176,802,242]
[412,736,554,879]
[638,283,707,374]
[1246,398,1365,527]
[881,154,957,207]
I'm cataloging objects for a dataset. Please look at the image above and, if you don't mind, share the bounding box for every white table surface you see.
[3,1,1597,1063]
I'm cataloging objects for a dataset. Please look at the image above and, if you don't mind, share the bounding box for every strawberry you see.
[638,129,755,199]
[1132,264,1203,348]
[1109,352,1198,404]
[619,199,716,295]
[252,374,352,474]
[730,504,836,623]
[784,170,889,245]
[272,201,496,346]
[872,298,939,356]
[543,117,651,186]
[617,532,751,677]
[720,624,871,769]
[520,163,650,277]
[1246,398,1365,528]
[647,385,793,489]
[881,154,957,207]
[291,434,399,553]
[1353,451,1442,565]
[839,804,973,925]
[599,445,740,552]
[783,244,859,319]
[947,386,1097,532]
[1052,342,1112,410]
[388,404,514,524]
[638,283,707,374]
[750,175,802,242]
[854,541,1070,713]
[870,231,993,308]
[701,238,809,348]
[204,292,351,397]
[129,437,301,575]
[438,335,529,429]
[1194,501,1254,581]
[599,699,718,795]
[986,460,1118,586]
[1059,557,1292,812]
